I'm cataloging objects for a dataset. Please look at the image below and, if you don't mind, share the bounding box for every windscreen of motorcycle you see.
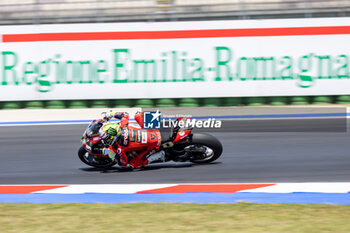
[86,122,103,137]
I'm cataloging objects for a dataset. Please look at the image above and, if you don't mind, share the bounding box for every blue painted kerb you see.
[1,193,350,204]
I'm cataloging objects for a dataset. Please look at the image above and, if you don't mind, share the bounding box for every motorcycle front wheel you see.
[78,146,117,168]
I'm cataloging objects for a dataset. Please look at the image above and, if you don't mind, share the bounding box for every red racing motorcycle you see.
[78,117,223,169]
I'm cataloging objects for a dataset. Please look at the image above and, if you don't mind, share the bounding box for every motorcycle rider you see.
[100,111,165,169]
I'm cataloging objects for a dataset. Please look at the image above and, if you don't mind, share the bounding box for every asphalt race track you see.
[0,119,349,184]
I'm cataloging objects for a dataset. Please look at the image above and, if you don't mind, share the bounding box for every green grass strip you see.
[1,203,350,232]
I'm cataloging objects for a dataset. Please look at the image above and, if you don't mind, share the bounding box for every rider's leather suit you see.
[103,112,162,169]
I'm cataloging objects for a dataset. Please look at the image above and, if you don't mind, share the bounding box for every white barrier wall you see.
[0,18,350,101]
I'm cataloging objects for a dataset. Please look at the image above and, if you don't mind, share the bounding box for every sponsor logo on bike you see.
[157,131,161,146]
[141,130,148,144]
[130,129,135,142]
[137,130,141,143]
[178,130,185,136]
[123,128,129,146]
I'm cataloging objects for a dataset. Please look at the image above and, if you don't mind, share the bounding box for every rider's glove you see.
[102,110,114,121]
[114,112,129,119]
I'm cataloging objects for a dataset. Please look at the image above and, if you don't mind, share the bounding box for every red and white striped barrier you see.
[1,183,350,194]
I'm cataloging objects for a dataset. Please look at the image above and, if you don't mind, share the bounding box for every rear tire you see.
[189,133,223,164]
[78,146,116,168]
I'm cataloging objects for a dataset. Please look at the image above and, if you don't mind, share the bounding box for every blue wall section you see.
[1,193,350,204]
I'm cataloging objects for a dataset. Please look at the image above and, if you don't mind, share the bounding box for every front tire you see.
[78,146,117,168]
[189,133,223,164]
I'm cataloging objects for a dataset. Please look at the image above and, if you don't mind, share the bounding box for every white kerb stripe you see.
[33,184,177,194]
[238,183,350,193]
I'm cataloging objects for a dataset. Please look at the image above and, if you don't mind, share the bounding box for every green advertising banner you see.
[0,18,350,100]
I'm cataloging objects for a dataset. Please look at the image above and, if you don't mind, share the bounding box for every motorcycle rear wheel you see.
[78,146,117,168]
[189,133,223,164]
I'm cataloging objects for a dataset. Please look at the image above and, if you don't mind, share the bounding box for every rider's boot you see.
[146,151,165,164]
[102,148,116,161]
[129,150,165,170]
[129,150,148,170]
[102,148,129,167]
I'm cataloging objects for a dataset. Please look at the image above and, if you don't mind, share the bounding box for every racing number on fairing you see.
[150,133,157,140]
